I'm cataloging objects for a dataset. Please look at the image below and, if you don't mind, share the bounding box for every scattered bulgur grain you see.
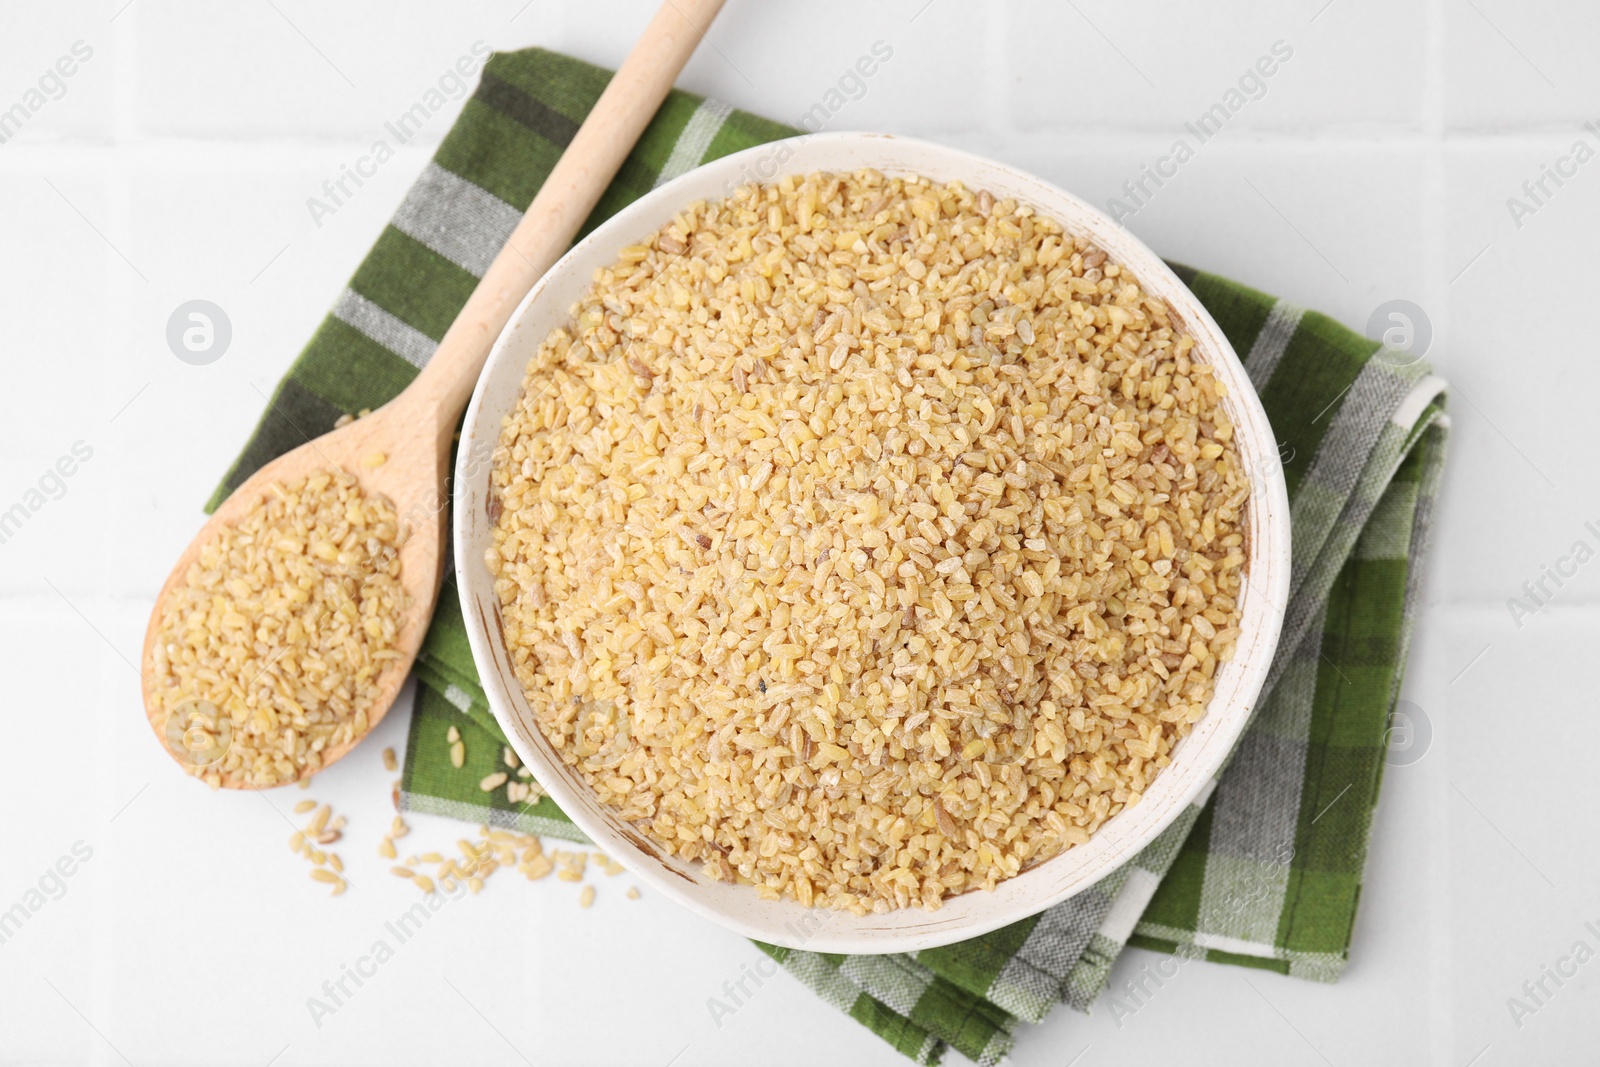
[294,800,317,814]
[579,886,595,909]
[626,887,641,900]
[450,741,465,768]
[487,171,1247,913]
[382,747,398,772]
[479,772,509,792]
[378,836,397,860]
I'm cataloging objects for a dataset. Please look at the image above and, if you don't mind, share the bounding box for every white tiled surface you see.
[0,1,1594,1064]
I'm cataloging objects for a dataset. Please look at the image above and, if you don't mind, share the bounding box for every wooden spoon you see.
[142,0,728,787]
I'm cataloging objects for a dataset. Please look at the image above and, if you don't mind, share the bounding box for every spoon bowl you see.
[140,392,451,787]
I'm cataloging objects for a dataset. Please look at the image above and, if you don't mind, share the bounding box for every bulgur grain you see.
[148,469,407,788]
[488,171,1247,912]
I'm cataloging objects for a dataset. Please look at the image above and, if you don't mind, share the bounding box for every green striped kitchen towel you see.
[208,47,1450,1067]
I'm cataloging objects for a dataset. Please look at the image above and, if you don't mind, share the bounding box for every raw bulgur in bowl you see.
[456,133,1290,953]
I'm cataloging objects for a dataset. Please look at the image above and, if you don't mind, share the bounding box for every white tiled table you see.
[1,2,1592,1063]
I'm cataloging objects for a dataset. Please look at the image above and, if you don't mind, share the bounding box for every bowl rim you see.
[453,131,1291,954]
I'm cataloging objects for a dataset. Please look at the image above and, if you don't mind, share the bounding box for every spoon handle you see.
[407,0,729,427]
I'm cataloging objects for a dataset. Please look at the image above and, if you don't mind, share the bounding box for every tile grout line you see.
[110,0,137,146]
[983,0,1012,146]
[1419,4,1455,1067]
[7,127,1599,153]
[94,3,142,1047]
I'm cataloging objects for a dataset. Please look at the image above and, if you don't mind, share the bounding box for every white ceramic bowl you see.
[455,132,1290,954]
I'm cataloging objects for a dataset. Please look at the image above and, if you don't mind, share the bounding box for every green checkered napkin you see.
[210,47,1450,1066]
